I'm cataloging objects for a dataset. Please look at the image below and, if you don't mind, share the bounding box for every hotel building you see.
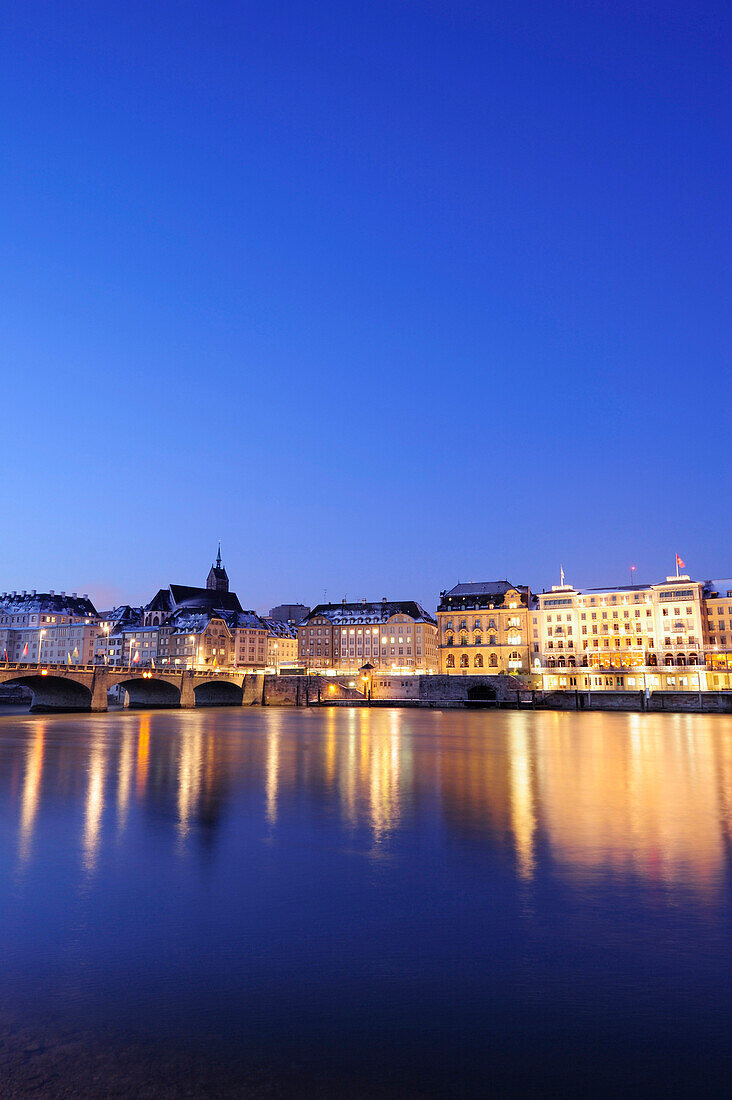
[436,581,531,674]
[703,579,732,690]
[533,574,712,691]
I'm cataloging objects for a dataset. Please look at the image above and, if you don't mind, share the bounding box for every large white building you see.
[533,574,713,691]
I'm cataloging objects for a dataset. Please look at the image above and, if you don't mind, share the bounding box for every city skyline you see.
[0,546,730,617]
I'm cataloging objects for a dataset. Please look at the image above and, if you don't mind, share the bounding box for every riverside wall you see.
[243,674,732,714]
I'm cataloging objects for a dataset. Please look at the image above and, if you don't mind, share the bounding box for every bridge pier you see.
[91,672,109,712]
[180,676,196,708]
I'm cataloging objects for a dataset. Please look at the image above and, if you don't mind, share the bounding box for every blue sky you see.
[2,1,730,612]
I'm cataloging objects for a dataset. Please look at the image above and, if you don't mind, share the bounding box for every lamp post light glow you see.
[38,629,46,664]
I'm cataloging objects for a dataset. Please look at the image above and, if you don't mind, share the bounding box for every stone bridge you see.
[0,663,251,712]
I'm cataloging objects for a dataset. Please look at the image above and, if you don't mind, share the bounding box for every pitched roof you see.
[302,601,437,626]
[168,584,243,613]
[0,591,99,617]
[443,581,528,597]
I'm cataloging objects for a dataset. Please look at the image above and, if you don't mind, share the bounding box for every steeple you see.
[206,543,229,593]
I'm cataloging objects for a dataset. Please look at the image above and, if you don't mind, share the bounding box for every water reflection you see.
[4,708,732,896]
[18,722,45,866]
[82,735,107,874]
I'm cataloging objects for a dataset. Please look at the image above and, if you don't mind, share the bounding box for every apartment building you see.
[298,599,438,673]
[0,590,100,665]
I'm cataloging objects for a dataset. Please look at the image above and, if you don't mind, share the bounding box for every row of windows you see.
[445,652,522,668]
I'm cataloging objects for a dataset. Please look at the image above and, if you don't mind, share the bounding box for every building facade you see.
[298,599,438,673]
[702,579,732,690]
[0,591,100,665]
[533,574,712,691]
[437,581,531,675]
[263,619,299,669]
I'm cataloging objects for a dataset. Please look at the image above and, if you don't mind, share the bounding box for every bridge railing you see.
[0,661,245,677]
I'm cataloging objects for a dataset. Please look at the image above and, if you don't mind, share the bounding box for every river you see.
[0,705,731,1096]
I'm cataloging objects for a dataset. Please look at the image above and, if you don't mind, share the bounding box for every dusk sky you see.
[3,0,730,613]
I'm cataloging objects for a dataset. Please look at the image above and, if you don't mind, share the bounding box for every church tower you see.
[206,543,229,593]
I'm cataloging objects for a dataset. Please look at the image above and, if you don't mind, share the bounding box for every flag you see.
[22,642,28,657]
[132,650,140,664]
[676,554,685,569]
[67,652,72,665]
[3,648,7,662]
[560,565,565,586]
[73,645,79,658]
[151,657,155,669]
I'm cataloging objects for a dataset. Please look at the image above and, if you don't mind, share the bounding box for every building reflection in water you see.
[18,722,45,866]
[116,727,134,836]
[265,712,281,825]
[508,721,536,881]
[136,715,150,800]
[177,717,204,840]
[82,734,107,874]
[531,712,732,891]
[8,708,732,897]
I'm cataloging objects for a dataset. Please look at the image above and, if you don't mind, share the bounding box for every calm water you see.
[1,705,732,1096]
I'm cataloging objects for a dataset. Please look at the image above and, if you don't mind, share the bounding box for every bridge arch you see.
[109,675,181,709]
[1,673,92,712]
[193,678,244,707]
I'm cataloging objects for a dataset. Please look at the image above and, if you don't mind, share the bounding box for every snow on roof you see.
[302,601,437,626]
[0,591,99,617]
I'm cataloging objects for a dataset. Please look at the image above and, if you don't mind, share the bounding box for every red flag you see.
[676,554,685,569]
[22,642,28,657]
[132,650,140,665]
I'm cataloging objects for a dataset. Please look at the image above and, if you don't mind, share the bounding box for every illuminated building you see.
[298,599,438,673]
[534,573,710,691]
[262,618,299,670]
[0,590,100,665]
[703,578,732,690]
[436,581,531,675]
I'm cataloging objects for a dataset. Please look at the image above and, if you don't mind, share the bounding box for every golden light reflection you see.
[18,723,45,866]
[531,713,732,891]
[136,715,150,799]
[507,720,536,881]
[264,713,283,825]
[177,719,204,839]
[116,728,134,835]
[82,736,107,873]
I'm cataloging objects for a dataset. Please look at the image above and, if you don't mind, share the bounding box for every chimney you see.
[31,590,36,596]
[72,592,77,598]
[362,597,367,603]
[50,590,54,596]
[342,597,346,604]
[61,591,65,597]
[382,596,387,603]
[82,593,88,599]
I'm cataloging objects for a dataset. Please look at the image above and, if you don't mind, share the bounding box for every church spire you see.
[206,543,229,593]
